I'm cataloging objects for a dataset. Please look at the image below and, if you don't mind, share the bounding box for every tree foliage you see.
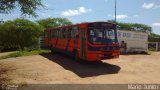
[108,20,160,42]
[37,18,72,29]
[0,18,43,51]
[108,20,152,33]
[0,0,43,17]
[149,33,160,42]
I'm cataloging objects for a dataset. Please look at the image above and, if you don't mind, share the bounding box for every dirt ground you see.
[0,52,160,84]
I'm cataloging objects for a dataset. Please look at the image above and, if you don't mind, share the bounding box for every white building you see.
[117,30,148,53]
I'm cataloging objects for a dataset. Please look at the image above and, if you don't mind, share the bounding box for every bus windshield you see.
[88,28,117,44]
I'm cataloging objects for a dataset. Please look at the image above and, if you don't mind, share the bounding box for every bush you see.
[148,48,156,51]
[0,18,43,51]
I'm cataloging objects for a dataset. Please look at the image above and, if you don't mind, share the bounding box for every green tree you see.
[37,17,72,29]
[108,20,160,42]
[0,18,43,50]
[0,0,43,17]
[149,33,160,42]
[108,20,152,33]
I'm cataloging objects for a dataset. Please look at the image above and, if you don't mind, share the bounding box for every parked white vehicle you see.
[117,30,148,53]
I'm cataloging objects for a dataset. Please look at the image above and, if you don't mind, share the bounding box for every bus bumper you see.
[87,50,120,61]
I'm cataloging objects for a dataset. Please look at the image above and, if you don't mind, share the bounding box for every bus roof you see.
[45,21,116,31]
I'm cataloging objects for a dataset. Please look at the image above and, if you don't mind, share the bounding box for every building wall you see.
[117,30,148,53]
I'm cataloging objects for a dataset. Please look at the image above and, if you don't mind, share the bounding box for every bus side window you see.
[75,27,79,38]
[51,30,53,38]
[60,28,62,38]
[71,27,79,38]
[56,30,59,38]
[51,30,56,38]
[55,30,58,38]
[62,28,67,38]
[65,28,68,38]
[67,28,71,38]
[59,29,62,38]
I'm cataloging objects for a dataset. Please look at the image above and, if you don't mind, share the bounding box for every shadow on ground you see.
[41,53,121,78]
[121,51,150,55]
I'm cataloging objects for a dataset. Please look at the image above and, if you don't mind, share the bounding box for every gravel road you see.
[0,52,160,84]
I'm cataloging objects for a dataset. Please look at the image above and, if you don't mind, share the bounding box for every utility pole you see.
[115,0,117,23]
[115,0,118,43]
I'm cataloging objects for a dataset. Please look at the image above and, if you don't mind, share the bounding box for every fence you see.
[39,36,46,49]
[148,42,160,51]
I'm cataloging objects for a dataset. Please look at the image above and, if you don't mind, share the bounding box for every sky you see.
[0,0,160,35]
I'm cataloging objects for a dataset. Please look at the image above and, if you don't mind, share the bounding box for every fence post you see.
[156,42,158,51]
[158,42,160,51]
[38,37,41,49]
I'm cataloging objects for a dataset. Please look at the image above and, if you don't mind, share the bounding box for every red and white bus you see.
[44,22,120,61]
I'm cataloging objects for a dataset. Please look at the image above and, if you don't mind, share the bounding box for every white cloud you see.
[142,3,155,9]
[108,14,128,19]
[152,23,160,27]
[116,15,128,19]
[142,2,160,10]
[61,7,92,17]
